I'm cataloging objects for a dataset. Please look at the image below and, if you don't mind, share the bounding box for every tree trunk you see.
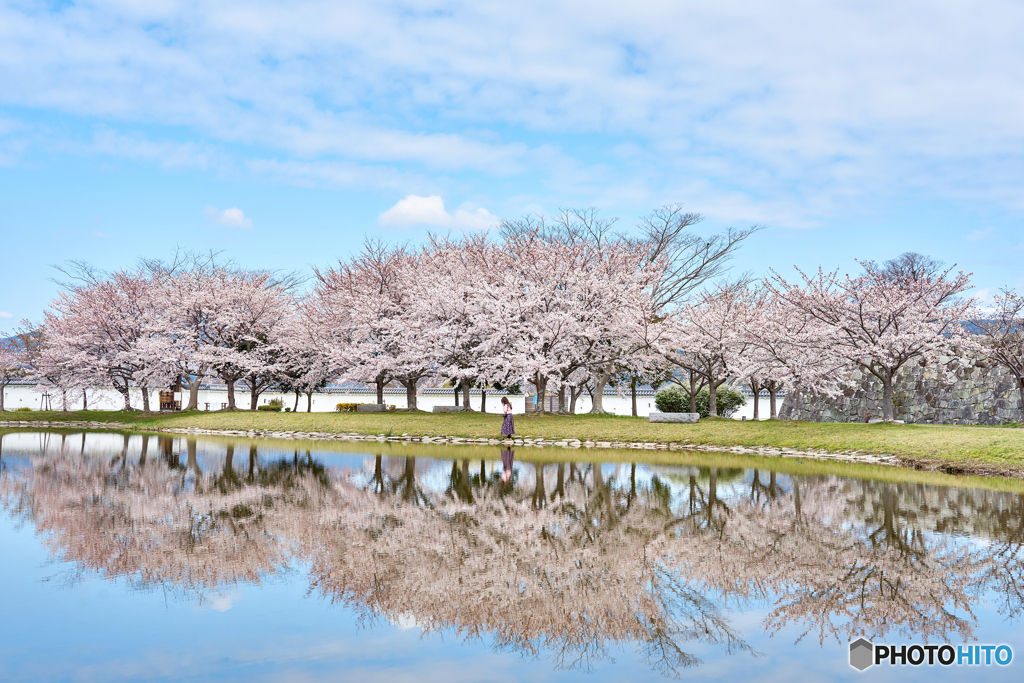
[250,378,259,410]
[749,378,759,420]
[881,369,895,421]
[184,373,203,411]
[118,385,130,411]
[454,384,459,406]
[769,387,778,419]
[1017,376,1024,419]
[630,376,638,417]
[532,463,546,509]
[293,390,300,412]
[141,386,150,412]
[480,387,487,413]
[707,468,718,525]
[534,374,548,414]
[462,380,472,411]
[226,379,237,410]
[589,363,612,413]
[403,378,418,411]
[708,380,718,417]
[689,374,698,413]
[186,438,199,475]
[306,389,314,412]
[375,374,386,405]
[557,386,567,414]
[569,385,583,414]
[82,388,88,411]
[0,382,5,411]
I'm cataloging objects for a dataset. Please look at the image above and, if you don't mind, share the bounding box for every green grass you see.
[4,409,1024,475]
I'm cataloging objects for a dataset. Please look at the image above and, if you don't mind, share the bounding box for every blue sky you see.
[2,0,1023,324]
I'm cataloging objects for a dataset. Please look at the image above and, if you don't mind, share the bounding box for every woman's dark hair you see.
[501,397,512,407]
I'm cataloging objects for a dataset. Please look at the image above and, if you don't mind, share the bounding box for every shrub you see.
[655,385,747,418]
[654,386,688,413]
[13,406,33,412]
[258,399,283,412]
[284,407,291,412]
[335,403,397,412]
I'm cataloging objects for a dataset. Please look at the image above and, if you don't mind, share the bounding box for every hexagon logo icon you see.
[849,638,874,671]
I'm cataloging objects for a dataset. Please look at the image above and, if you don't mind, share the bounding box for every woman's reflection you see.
[501,448,514,483]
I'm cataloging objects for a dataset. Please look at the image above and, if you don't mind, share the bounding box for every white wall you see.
[2,384,781,421]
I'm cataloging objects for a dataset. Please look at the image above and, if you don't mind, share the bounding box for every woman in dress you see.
[500,396,515,440]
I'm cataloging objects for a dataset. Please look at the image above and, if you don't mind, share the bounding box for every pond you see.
[1,430,1022,682]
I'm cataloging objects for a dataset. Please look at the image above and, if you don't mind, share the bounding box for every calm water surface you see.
[1,430,1023,682]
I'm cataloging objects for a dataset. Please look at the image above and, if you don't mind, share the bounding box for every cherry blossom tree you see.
[0,335,27,412]
[493,216,662,414]
[657,282,758,417]
[406,233,500,411]
[312,240,430,405]
[276,302,335,412]
[769,262,975,421]
[972,288,1024,418]
[43,266,171,411]
[144,254,233,411]
[144,255,295,411]
[740,288,848,419]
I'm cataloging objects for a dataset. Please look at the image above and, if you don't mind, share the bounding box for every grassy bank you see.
[4,409,1024,476]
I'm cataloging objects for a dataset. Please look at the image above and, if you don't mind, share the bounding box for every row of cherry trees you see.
[3,209,1021,421]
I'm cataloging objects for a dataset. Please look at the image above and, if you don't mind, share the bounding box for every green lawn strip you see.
[7,410,1024,470]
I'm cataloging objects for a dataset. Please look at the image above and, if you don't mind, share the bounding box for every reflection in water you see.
[2,432,1024,677]
[501,447,514,483]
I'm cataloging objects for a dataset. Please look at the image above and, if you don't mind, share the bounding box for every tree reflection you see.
[3,434,1024,677]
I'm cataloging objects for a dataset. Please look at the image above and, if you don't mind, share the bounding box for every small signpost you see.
[159,377,182,411]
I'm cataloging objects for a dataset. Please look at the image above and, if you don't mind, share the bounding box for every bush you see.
[695,386,746,418]
[13,406,33,412]
[336,402,397,412]
[258,399,283,412]
[655,385,746,418]
[654,386,688,413]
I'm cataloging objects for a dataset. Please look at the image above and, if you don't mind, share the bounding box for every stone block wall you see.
[778,355,1023,425]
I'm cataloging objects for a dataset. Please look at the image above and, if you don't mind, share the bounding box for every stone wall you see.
[779,355,1023,425]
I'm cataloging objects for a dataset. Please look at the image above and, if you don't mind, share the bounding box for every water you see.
[1,430,1023,682]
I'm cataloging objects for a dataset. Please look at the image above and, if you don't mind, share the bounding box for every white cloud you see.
[0,311,12,319]
[204,206,253,229]
[5,0,1024,228]
[378,195,499,230]
[967,228,993,241]
[378,195,450,227]
[91,127,220,169]
[453,207,501,230]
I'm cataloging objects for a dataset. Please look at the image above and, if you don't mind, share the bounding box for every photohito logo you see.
[849,639,1012,671]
